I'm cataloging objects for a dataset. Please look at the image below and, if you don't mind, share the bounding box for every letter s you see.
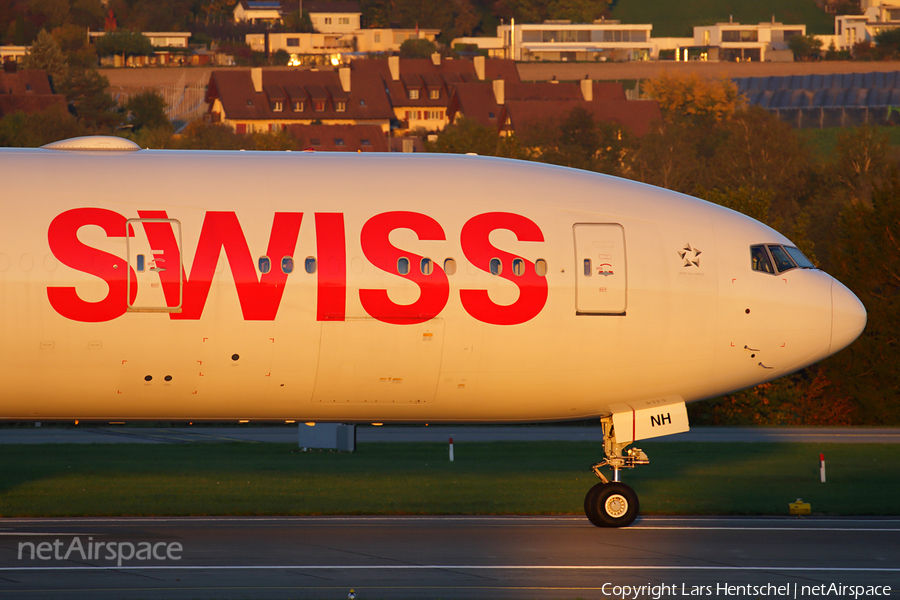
[460,212,547,325]
[47,208,136,322]
[360,211,449,324]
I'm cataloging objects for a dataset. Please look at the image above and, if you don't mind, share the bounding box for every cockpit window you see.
[784,246,816,269]
[751,244,817,275]
[750,245,774,274]
[768,245,796,273]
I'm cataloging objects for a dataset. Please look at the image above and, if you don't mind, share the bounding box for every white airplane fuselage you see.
[0,145,866,423]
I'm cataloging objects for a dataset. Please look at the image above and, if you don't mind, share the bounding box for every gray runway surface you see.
[0,516,896,599]
[2,426,900,444]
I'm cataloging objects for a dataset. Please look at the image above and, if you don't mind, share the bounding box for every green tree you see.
[282,9,314,33]
[52,24,98,70]
[874,28,900,57]
[395,0,453,35]
[426,117,523,158]
[70,0,107,29]
[628,119,703,194]
[176,121,247,150]
[787,34,823,61]
[399,38,438,58]
[0,104,85,147]
[643,72,744,124]
[94,30,154,60]
[30,0,72,31]
[21,29,68,84]
[360,0,392,28]
[124,90,171,132]
[545,0,607,23]
[828,171,900,423]
[56,68,120,131]
[834,125,891,205]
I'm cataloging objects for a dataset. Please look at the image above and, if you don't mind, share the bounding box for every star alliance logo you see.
[678,244,701,268]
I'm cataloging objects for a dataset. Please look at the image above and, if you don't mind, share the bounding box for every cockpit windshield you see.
[751,244,816,274]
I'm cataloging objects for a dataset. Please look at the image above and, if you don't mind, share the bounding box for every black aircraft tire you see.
[584,482,639,528]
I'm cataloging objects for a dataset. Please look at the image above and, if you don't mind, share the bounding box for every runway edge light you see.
[789,498,811,515]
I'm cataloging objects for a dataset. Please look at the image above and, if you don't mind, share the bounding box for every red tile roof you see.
[506,98,661,137]
[206,68,394,123]
[448,80,660,137]
[287,123,388,151]
[0,70,66,117]
[349,58,520,110]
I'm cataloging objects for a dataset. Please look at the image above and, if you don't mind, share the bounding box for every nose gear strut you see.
[584,416,649,527]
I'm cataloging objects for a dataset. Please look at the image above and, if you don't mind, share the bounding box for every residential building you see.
[447,77,661,137]
[0,46,27,65]
[354,55,519,133]
[88,31,191,48]
[834,1,900,51]
[0,68,66,117]
[205,66,394,133]
[205,58,520,137]
[288,123,388,151]
[306,1,361,34]
[246,28,439,65]
[495,20,654,62]
[233,0,285,25]
[234,0,362,33]
[692,21,804,62]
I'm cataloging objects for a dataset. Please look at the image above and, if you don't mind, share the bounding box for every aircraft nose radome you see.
[831,279,867,355]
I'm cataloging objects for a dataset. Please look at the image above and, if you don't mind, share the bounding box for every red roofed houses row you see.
[204,57,661,148]
[205,56,519,135]
[447,78,662,137]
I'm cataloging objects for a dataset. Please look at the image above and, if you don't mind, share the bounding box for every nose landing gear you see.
[584,417,649,528]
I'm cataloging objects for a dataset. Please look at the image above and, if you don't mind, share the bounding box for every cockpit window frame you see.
[750,245,775,275]
[751,244,817,275]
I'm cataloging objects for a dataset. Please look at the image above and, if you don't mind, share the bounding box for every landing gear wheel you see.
[584,482,639,528]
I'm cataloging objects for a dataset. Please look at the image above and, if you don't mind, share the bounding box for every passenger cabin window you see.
[420,258,433,275]
[535,259,548,277]
[443,258,457,275]
[398,257,410,275]
[512,258,525,276]
[258,256,271,274]
[281,257,294,274]
[490,258,502,275]
[305,257,317,274]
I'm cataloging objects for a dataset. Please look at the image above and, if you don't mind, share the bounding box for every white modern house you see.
[692,21,805,62]
[833,0,900,50]
[505,21,653,61]
[456,20,653,62]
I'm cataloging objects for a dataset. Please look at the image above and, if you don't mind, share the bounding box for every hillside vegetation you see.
[611,0,836,37]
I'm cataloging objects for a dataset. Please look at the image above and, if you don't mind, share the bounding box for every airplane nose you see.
[831,279,867,354]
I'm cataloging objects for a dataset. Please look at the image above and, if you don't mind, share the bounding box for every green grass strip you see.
[0,442,897,517]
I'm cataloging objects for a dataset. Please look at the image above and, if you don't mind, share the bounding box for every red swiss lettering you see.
[315,213,346,321]
[138,211,303,320]
[360,211,449,324]
[459,212,547,325]
[47,208,137,322]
